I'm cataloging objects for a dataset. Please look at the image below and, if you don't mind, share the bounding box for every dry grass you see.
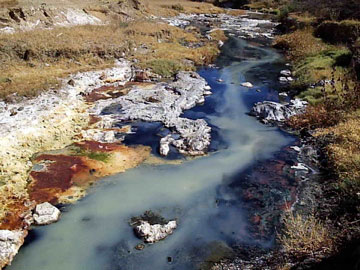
[0,17,225,99]
[315,113,360,190]
[142,0,225,16]
[0,0,18,8]
[279,210,335,258]
[274,28,329,61]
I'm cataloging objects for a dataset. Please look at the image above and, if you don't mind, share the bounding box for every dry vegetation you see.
[0,16,226,99]
[0,0,18,8]
[279,210,335,258]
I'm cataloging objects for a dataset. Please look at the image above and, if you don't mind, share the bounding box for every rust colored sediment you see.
[28,154,95,203]
[0,201,32,230]
[28,142,151,204]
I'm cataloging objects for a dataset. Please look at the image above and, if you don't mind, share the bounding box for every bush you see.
[315,20,360,45]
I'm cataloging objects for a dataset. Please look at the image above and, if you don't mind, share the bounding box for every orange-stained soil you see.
[0,200,33,230]
[28,142,151,204]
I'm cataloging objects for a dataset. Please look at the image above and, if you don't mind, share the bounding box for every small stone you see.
[280,69,291,76]
[279,77,288,83]
[135,243,145,250]
[291,163,309,171]
[33,202,61,225]
[68,79,75,86]
[290,146,301,152]
[279,92,288,97]
[240,82,253,88]
[217,78,224,82]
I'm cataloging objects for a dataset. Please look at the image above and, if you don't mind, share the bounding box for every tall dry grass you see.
[279,210,335,258]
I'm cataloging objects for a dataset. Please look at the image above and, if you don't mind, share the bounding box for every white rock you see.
[33,202,61,225]
[290,146,301,152]
[91,71,211,156]
[159,135,174,156]
[218,40,224,47]
[287,77,294,82]
[241,82,254,88]
[291,163,309,171]
[279,92,288,97]
[250,98,307,123]
[0,230,27,269]
[135,220,177,243]
[279,76,288,83]
[280,69,292,76]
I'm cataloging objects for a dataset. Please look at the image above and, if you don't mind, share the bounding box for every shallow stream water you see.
[8,32,295,270]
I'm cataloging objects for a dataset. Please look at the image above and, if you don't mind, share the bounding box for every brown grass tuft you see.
[279,210,335,258]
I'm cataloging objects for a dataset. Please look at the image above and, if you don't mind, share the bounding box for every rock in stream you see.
[91,71,212,156]
[250,99,307,124]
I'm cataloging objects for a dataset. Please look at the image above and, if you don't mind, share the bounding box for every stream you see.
[7,16,297,270]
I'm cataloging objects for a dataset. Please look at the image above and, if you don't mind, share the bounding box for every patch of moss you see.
[71,146,111,162]
[293,48,352,87]
[86,152,111,162]
[146,59,183,77]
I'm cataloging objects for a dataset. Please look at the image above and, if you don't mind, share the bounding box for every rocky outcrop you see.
[0,230,27,269]
[33,202,61,225]
[134,220,177,243]
[250,99,307,124]
[91,71,212,156]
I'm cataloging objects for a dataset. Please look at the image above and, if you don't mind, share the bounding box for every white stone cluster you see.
[135,220,177,243]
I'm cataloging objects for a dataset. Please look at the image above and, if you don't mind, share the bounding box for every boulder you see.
[134,220,177,243]
[33,202,61,225]
[0,230,27,269]
[250,99,307,124]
